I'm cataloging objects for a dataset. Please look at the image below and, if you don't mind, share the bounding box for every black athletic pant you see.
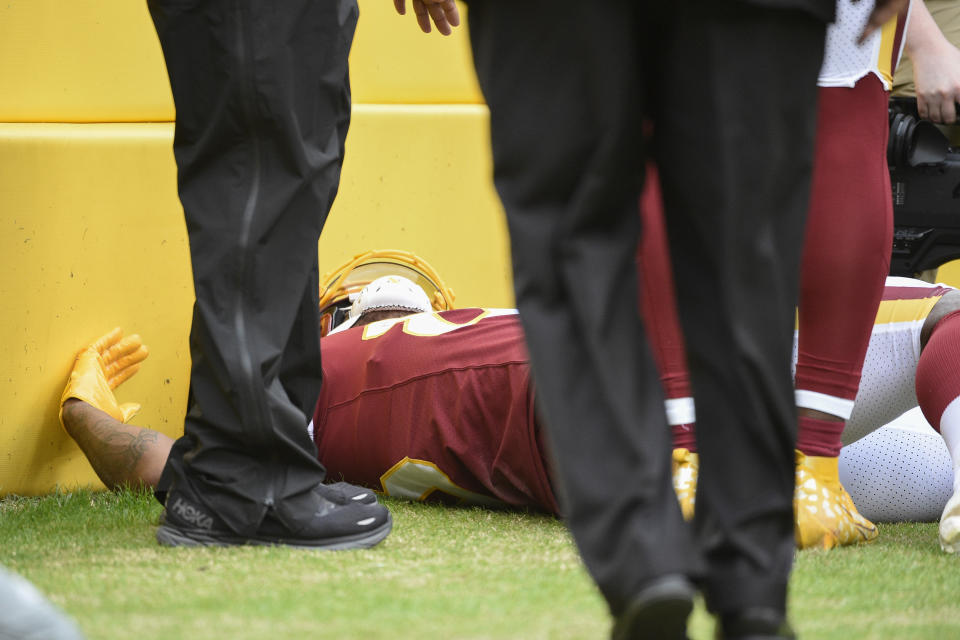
[468,0,826,616]
[148,0,358,535]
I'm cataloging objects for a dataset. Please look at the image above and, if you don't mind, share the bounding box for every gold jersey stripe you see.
[793,294,944,330]
[876,12,902,87]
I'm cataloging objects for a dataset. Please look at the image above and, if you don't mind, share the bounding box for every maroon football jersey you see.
[313,308,559,514]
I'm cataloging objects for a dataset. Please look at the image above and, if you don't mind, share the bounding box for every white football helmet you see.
[318,250,456,336]
[328,275,432,335]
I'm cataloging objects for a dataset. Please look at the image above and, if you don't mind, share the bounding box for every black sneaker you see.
[156,483,392,550]
[611,574,695,640]
[318,481,378,505]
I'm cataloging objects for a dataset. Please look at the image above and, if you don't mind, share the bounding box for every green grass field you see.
[1,489,958,639]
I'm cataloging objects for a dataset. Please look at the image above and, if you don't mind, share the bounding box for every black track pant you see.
[468,0,825,616]
[148,0,358,535]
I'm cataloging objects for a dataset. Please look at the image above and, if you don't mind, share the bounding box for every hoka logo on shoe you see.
[171,497,214,530]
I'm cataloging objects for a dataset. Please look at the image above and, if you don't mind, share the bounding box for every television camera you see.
[888,97,960,277]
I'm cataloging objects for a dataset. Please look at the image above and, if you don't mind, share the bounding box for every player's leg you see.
[637,163,698,520]
[793,76,892,549]
[915,308,960,551]
[794,78,893,439]
[61,399,173,491]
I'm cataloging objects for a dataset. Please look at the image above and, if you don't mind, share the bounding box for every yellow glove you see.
[59,327,149,428]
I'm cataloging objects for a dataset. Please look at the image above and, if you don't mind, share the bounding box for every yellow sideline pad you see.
[0,1,507,495]
[0,0,482,122]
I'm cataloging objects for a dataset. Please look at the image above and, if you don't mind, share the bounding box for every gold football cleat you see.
[671,448,698,521]
[794,450,878,550]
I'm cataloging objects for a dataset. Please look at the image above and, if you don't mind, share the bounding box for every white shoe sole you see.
[939,491,960,553]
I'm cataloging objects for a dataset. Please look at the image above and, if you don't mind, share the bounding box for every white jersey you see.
[819,0,910,89]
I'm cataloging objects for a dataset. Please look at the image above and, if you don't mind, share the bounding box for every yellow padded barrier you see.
[0,1,173,123]
[0,0,480,123]
[321,104,511,309]
[350,1,482,105]
[938,261,960,288]
[0,123,193,494]
[0,104,510,495]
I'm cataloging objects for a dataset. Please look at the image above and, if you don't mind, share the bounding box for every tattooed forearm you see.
[89,415,158,477]
[61,400,162,490]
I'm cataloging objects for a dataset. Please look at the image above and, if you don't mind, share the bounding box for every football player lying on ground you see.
[59,257,960,551]
[59,266,557,513]
[59,251,556,512]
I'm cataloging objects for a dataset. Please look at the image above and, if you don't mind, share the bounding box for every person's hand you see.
[904,0,960,124]
[393,0,460,36]
[912,42,960,124]
[59,328,149,428]
[855,0,910,45]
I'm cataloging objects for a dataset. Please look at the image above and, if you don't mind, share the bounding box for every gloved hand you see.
[59,327,149,428]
